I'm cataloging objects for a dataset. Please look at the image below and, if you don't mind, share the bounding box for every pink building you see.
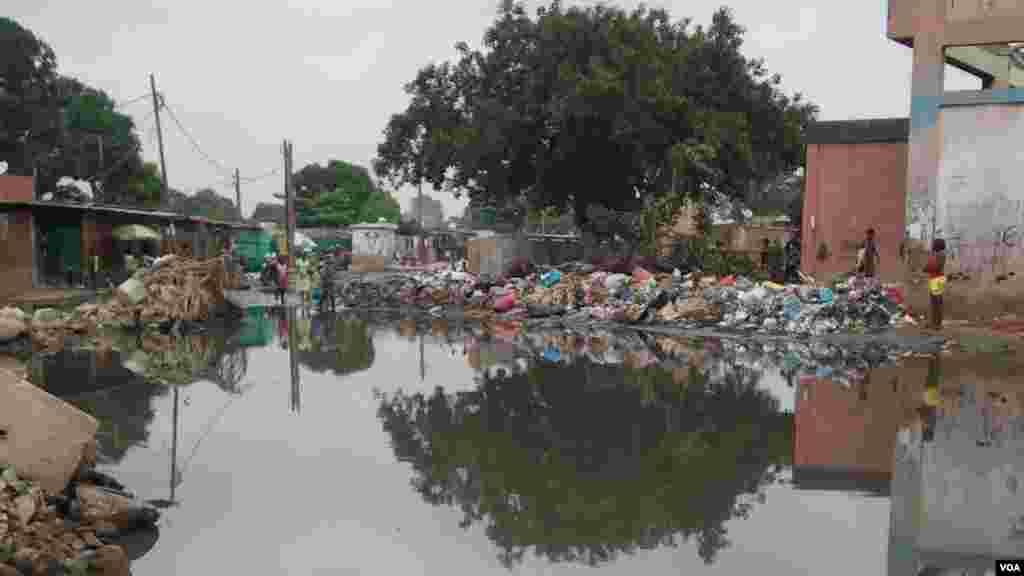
[802,119,908,282]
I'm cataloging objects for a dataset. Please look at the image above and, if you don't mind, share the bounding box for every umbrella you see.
[113,224,162,241]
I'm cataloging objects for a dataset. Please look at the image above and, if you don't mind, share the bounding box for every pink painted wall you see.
[802,142,908,281]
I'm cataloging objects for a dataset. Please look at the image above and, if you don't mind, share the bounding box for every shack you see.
[0,189,260,299]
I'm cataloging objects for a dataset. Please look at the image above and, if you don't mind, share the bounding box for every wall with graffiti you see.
[935,103,1024,279]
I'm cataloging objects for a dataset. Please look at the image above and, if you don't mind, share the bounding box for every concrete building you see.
[803,1,1024,297]
[892,0,1024,287]
[802,119,909,281]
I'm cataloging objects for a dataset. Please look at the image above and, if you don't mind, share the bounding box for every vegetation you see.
[292,159,401,227]
[374,2,816,236]
[0,17,158,205]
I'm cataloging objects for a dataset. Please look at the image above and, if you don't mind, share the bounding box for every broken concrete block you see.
[92,544,130,576]
[0,307,28,323]
[76,485,159,531]
[0,317,26,342]
[116,278,146,305]
[0,368,99,494]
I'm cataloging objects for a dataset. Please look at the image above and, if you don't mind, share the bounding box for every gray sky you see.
[9,0,977,219]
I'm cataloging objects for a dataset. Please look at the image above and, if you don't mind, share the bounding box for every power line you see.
[160,97,234,177]
[115,93,150,109]
[239,167,281,183]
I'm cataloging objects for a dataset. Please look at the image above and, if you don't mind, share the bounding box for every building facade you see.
[889,0,1024,288]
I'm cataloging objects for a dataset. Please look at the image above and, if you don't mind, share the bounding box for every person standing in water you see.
[924,238,947,330]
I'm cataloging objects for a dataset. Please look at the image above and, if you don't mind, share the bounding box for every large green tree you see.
[292,159,399,226]
[0,17,59,176]
[376,358,792,567]
[1,18,151,205]
[374,3,817,233]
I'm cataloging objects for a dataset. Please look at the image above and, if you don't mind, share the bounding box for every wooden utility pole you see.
[283,140,295,272]
[234,168,241,220]
[149,74,169,205]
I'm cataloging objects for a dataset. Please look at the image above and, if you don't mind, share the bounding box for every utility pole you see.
[417,151,425,263]
[283,140,295,273]
[150,74,169,205]
[234,168,241,220]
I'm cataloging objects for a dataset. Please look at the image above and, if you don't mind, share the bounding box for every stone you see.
[0,318,27,343]
[0,369,99,494]
[0,564,19,576]
[91,545,129,576]
[76,486,158,531]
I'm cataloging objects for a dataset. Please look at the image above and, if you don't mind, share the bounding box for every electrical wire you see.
[239,167,282,183]
[160,97,234,177]
[115,93,150,109]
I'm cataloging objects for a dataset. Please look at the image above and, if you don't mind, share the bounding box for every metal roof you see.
[805,118,909,145]
[0,200,262,229]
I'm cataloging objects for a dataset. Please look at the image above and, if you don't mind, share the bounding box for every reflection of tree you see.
[376,360,792,568]
[298,317,375,376]
[36,350,168,464]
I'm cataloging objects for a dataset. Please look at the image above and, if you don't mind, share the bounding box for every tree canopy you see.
[374,3,817,229]
[291,159,401,226]
[376,357,792,568]
[1,17,154,206]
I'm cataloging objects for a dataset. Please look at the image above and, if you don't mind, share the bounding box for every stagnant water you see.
[28,307,1024,575]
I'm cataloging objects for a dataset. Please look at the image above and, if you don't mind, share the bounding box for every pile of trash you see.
[332,259,914,337]
[0,368,159,575]
[0,256,230,354]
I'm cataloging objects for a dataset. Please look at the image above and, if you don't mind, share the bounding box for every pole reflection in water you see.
[288,306,301,413]
[169,386,179,505]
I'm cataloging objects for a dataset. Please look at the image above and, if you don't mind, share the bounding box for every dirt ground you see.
[899,274,1024,323]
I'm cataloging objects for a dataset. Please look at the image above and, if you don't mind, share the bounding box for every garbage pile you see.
[0,368,159,575]
[332,259,914,337]
[0,256,230,354]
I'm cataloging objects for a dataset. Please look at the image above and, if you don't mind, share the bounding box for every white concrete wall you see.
[936,104,1024,278]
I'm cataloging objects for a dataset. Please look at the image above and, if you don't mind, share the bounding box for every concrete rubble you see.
[329,258,916,338]
[0,369,159,575]
[0,256,231,354]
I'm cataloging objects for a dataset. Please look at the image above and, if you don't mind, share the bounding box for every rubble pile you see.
[330,260,914,338]
[8,256,229,353]
[0,369,159,575]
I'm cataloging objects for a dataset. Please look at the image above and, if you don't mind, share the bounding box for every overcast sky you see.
[9,0,977,219]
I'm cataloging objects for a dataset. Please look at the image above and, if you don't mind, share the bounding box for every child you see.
[923,238,947,330]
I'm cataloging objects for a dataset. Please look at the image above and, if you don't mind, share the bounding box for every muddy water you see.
[28,307,1024,575]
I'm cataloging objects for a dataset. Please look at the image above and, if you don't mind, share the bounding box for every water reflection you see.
[22,308,1024,574]
[30,347,166,464]
[889,356,1024,574]
[376,335,795,567]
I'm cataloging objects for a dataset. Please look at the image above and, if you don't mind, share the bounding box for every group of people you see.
[855,227,947,331]
[269,249,341,310]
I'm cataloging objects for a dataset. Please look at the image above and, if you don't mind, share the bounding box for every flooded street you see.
[27,308,1022,575]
